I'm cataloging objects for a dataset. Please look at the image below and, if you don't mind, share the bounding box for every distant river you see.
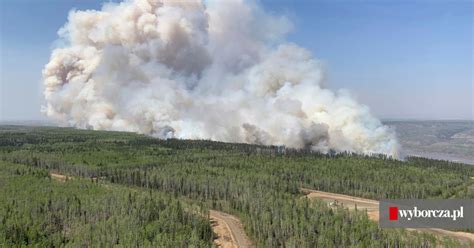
[403,150,474,165]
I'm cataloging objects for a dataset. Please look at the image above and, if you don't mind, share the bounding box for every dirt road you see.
[209,210,253,248]
[302,188,474,245]
[301,188,379,220]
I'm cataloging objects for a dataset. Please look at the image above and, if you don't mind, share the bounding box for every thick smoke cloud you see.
[42,0,399,157]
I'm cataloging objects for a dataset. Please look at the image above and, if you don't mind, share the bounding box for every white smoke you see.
[42,0,399,157]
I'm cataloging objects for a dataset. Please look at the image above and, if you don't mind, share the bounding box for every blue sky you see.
[1,0,472,121]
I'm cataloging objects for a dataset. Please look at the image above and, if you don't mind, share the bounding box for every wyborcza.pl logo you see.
[389,206,463,221]
[380,199,474,228]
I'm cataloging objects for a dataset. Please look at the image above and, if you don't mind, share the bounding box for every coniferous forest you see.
[1,126,473,247]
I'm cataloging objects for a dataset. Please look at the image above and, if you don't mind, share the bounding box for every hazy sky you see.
[1,0,472,121]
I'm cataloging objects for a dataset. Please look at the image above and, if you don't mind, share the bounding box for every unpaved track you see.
[210,210,253,248]
[302,188,474,245]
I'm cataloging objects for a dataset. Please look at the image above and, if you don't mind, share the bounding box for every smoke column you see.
[42,0,399,157]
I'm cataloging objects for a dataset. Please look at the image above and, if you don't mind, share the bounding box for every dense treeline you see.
[2,126,472,200]
[0,162,213,247]
[0,126,473,247]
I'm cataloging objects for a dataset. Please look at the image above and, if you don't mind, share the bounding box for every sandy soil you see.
[209,211,235,248]
[210,210,253,248]
[301,188,379,220]
[50,172,72,182]
[50,172,102,183]
[302,188,474,245]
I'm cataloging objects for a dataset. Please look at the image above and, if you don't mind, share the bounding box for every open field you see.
[1,126,474,247]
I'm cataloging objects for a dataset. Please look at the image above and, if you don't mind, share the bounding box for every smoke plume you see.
[42,0,399,157]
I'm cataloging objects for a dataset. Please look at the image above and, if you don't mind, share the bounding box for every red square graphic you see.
[389,206,398,221]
